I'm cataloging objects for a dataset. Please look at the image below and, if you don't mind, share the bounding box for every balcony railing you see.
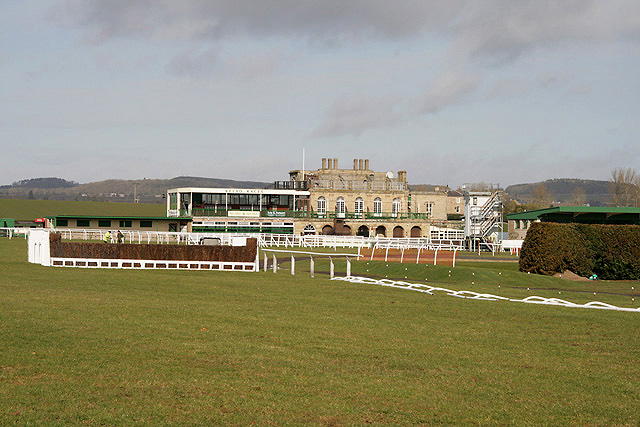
[183,208,428,220]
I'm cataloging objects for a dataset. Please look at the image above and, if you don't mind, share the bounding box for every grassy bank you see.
[0,199,165,221]
[1,238,639,425]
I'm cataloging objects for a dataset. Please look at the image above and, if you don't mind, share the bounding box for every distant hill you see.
[0,176,272,203]
[505,178,611,206]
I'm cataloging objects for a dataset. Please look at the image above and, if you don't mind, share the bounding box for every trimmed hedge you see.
[519,222,640,280]
[49,233,257,263]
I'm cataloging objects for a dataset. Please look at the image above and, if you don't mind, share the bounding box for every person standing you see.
[103,230,111,243]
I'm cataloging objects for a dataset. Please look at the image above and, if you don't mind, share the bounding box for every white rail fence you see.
[7,228,521,255]
[0,227,32,239]
[260,248,360,279]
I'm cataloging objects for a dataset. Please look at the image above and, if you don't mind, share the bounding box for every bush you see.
[519,222,640,280]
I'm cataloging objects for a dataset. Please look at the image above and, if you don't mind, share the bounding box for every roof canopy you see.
[507,206,640,225]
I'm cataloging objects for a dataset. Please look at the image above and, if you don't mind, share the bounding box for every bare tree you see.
[532,183,553,208]
[569,187,586,206]
[610,168,639,207]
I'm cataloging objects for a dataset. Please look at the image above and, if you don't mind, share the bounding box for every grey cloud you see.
[415,72,482,114]
[55,0,640,62]
[165,47,219,78]
[313,94,402,137]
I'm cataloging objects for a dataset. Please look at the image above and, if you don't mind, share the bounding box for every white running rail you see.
[332,276,640,313]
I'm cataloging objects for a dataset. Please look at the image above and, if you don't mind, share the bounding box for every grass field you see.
[0,199,165,221]
[1,238,639,425]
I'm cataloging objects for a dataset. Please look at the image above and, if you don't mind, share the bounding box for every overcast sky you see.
[1,1,639,187]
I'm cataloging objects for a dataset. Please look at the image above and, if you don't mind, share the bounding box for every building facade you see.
[166,157,464,238]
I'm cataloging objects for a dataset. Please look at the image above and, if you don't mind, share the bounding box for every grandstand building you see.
[166,157,465,238]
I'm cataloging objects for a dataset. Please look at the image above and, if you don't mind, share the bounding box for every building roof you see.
[167,187,309,196]
[45,215,191,221]
[507,206,640,224]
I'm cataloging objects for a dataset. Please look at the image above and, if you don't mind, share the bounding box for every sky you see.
[1,0,639,188]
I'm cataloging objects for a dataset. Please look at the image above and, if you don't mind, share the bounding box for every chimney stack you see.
[398,171,407,183]
[365,159,369,170]
[322,158,327,170]
[358,159,363,170]
[333,158,338,169]
[353,159,358,170]
[327,158,333,169]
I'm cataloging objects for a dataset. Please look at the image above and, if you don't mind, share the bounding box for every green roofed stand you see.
[507,206,640,225]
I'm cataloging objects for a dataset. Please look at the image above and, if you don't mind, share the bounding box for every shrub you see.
[519,222,640,280]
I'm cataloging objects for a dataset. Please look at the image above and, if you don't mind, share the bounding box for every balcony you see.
[273,180,309,190]
[184,208,428,221]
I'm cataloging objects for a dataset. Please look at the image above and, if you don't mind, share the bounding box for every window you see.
[317,197,326,216]
[425,202,434,218]
[169,193,178,210]
[57,219,68,227]
[354,197,364,218]
[336,197,345,217]
[77,219,90,227]
[455,206,460,213]
[392,198,401,218]
[119,220,132,228]
[98,220,111,227]
[473,197,478,206]
[140,220,152,228]
[373,198,382,217]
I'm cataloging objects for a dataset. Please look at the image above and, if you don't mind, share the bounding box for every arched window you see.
[317,197,326,217]
[392,198,401,218]
[354,197,364,218]
[336,197,345,218]
[373,198,382,217]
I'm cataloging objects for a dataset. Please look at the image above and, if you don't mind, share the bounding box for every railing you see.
[186,209,429,220]
[310,181,407,191]
[43,228,468,251]
[258,234,465,251]
[273,180,309,190]
[0,227,32,239]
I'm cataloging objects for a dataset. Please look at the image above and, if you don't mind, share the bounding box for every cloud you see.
[165,47,219,78]
[313,94,402,137]
[414,71,482,114]
[54,0,640,63]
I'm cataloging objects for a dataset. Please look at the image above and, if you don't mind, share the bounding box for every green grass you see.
[0,199,165,221]
[1,238,640,425]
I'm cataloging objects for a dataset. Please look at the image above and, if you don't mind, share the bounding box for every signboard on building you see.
[228,210,260,218]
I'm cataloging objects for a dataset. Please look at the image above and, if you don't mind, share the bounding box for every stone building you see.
[280,157,461,237]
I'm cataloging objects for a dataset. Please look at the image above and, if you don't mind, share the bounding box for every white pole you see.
[329,256,334,279]
[291,254,295,275]
[310,255,314,278]
[272,254,277,273]
[346,257,351,277]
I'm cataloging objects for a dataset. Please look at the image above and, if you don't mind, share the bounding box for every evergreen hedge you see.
[519,222,640,280]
